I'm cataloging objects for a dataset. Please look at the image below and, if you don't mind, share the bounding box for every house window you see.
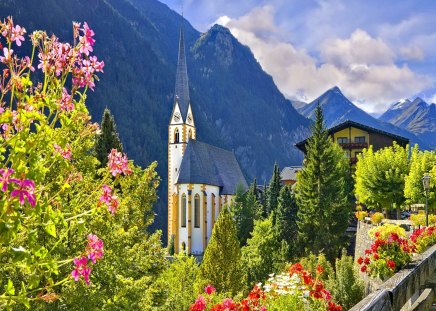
[194,194,200,228]
[188,129,192,140]
[174,128,180,143]
[337,137,348,144]
[181,194,186,227]
[355,136,366,143]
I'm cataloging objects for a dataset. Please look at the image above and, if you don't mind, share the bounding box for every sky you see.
[161,0,436,113]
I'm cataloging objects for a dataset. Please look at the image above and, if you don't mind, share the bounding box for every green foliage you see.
[299,253,335,282]
[355,143,410,218]
[326,249,364,310]
[404,146,436,210]
[241,216,286,288]
[95,108,123,168]
[265,163,282,216]
[274,185,299,260]
[168,234,175,256]
[231,182,262,247]
[295,105,352,260]
[200,208,244,296]
[142,253,201,310]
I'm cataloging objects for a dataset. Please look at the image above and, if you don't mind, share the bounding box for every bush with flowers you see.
[410,214,436,227]
[190,263,342,311]
[410,226,436,253]
[370,212,384,224]
[355,211,368,221]
[358,224,413,280]
[0,17,164,309]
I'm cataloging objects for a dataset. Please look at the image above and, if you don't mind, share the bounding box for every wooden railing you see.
[339,142,368,149]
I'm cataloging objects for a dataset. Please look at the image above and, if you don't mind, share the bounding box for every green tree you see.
[200,207,244,296]
[295,105,352,259]
[274,184,299,259]
[404,146,436,210]
[242,216,285,287]
[265,163,282,216]
[326,249,364,310]
[355,143,409,218]
[95,107,123,167]
[231,181,262,246]
[142,253,201,310]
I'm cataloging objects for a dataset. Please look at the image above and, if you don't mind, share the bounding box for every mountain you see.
[294,87,429,148]
[0,0,311,235]
[380,98,436,148]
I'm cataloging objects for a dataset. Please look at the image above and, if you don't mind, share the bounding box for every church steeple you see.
[174,17,190,118]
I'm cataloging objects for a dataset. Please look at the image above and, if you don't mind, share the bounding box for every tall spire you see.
[174,13,190,117]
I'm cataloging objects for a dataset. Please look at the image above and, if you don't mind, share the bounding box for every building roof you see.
[280,166,302,181]
[176,140,248,194]
[295,120,410,152]
[174,21,190,118]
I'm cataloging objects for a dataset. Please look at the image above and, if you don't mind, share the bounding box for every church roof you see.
[174,21,190,117]
[176,140,248,194]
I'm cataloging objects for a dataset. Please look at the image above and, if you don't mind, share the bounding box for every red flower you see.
[373,253,379,260]
[357,257,363,265]
[387,260,396,269]
[190,295,207,311]
[360,265,367,272]
[204,284,216,295]
[364,257,370,265]
[316,264,325,274]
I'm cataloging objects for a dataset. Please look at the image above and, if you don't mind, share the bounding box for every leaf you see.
[11,246,29,262]
[5,279,15,295]
[45,221,56,238]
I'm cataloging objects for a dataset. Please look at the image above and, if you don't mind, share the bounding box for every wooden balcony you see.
[350,157,358,165]
[339,142,368,149]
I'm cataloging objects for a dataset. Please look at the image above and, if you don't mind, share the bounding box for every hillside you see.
[0,0,311,235]
[380,98,436,148]
[295,87,429,148]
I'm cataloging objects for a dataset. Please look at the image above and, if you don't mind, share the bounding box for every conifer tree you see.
[295,105,352,260]
[274,184,299,259]
[200,207,244,296]
[265,163,282,216]
[95,108,123,167]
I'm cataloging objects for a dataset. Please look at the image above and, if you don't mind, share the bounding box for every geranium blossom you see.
[11,24,26,46]
[99,184,119,215]
[54,143,72,160]
[0,47,13,63]
[0,168,15,192]
[86,234,104,263]
[71,256,92,285]
[107,149,132,177]
[205,284,216,295]
[10,177,36,206]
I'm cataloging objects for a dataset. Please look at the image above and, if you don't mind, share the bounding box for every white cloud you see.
[216,5,433,113]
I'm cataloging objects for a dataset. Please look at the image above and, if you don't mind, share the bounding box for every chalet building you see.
[295,120,409,165]
[167,21,247,255]
[280,166,302,185]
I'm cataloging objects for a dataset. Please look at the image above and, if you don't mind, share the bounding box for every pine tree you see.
[295,105,352,260]
[266,163,282,216]
[274,184,299,260]
[201,207,244,296]
[95,108,123,167]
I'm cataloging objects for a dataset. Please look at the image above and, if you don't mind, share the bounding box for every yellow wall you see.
[332,127,369,144]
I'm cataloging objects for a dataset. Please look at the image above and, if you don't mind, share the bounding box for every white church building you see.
[167,21,247,255]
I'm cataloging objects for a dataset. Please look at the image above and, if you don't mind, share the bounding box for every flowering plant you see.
[410,226,436,253]
[359,225,414,280]
[190,264,342,311]
[355,211,368,221]
[410,214,436,227]
[370,212,384,224]
[0,17,147,308]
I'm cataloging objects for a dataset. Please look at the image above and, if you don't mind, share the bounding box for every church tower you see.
[168,19,196,249]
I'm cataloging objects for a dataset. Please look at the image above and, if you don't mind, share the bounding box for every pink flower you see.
[0,47,13,63]
[0,168,15,192]
[222,298,236,309]
[79,22,95,56]
[204,284,216,295]
[54,143,72,160]
[99,185,119,215]
[71,256,92,285]
[107,149,132,177]
[86,234,104,264]
[10,178,36,207]
[59,88,74,112]
[11,24,26,46]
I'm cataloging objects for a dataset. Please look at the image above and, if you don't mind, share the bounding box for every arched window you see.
[194,194,200,228]
[188,129,192,140]
[181,194,186,227]
[174,128,180,143]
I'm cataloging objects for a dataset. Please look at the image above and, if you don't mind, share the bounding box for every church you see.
[167,22,248,255]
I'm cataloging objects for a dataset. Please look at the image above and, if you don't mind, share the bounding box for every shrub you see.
[355,211,368,221]
[370,212,384,224]
[410,214,436,227]
[410,226,436,253]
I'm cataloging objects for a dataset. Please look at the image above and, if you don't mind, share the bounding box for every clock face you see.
[187,114,192,124]
[174,112,181,122]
